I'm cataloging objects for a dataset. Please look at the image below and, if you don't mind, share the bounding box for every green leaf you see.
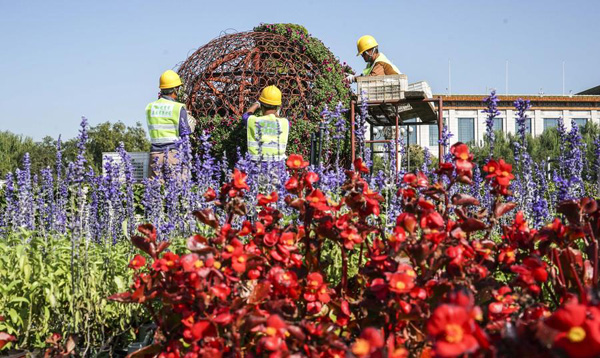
[8,308,19,325]
[9,297,29,305]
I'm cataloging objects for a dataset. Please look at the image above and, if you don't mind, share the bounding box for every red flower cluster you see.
[483,159,514,195]
[109,152,600,358]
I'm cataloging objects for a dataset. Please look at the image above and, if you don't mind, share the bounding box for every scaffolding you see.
[349,90,444,171]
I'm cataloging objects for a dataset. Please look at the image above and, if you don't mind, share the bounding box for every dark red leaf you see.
[126,344,162,358]
[451,194,480,206]
[582,198,598,214]
[461,218,487,233]
[494,202,517,218]
[193,209,220,229]
[156,241,170,255]
[137,224,156,242]
[131,236,156,257]
[248,281,272,304]
[108,292,134,303]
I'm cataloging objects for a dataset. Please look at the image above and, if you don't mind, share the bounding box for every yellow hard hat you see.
[159,70,182,89]
[258,85,282,106]
[356,35,378,56]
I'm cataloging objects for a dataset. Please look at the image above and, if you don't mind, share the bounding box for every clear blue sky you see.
[1,0,598,141]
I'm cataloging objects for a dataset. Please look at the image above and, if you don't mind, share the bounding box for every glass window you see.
[405,125,417,145]
[493,118,503,132]
[458,118,474,143]
[428,118,447,146]
[429,124,439,146]
[514,118,532,135]
[573,118,587,129]
[403,119,417,145]
[544,118,559,131]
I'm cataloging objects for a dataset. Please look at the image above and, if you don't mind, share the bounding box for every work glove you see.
[345,74,356,83]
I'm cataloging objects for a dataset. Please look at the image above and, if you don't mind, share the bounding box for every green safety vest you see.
[145,98,184,145]
[362,53,401,76]
[247,114,289,161]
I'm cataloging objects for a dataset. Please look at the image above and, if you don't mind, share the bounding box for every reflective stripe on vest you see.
[246,114,289,161]
[146,98,184,144]
[362,53,401,76]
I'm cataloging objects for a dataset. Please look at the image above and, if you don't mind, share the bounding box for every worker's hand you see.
[254,101,261,108]
[345,74,356,83]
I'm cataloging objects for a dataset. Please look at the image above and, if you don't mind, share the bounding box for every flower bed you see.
[109,147,600,358]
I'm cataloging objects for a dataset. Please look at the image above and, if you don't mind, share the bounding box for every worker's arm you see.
[369,62,387,76]
[242,102,261,123]
[370,62,400,76]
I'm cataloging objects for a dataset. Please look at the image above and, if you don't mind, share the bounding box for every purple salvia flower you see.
[482,90,500,157]
[438,124,454,163]
[16,153,34,230]
[594,138,600,193]
[40,167,55,233]
[54,136,67,233]
[511,98,535,220]
[117,142,136,236]
[514,98,531,148]
[354,92,369,158]
[470,166,483,203]
[566,120,585,199]
[531,162,551,227]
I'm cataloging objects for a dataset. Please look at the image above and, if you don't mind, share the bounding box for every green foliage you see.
[0,132,57,178]
[469,122,600,183]
[253,23,353,161]
[469,130,517,167]
[0,232,147,353]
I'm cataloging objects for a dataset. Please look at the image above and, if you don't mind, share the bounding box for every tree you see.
[0,131,56,178]
[63,121,150,172]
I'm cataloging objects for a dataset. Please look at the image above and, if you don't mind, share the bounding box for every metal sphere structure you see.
[178,30,323,121]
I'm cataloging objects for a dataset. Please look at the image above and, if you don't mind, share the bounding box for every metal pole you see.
[310,133,316,166]
[350,100,356,165]
[369,125,374,167]
[395,114,399,175]
[318,121,325,167]
[407,126,411,172]
[438,97,444,163]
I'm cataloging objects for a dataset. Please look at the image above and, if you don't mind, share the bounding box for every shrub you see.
[0,232,147,354]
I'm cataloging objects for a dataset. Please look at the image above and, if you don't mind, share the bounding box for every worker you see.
[145,70,192,178]
[346,35,401,82]
[243,85,289,162]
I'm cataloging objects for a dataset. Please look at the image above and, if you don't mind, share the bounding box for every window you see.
[493,118,503,132]
[544,118,559,131]
[405,125,417,145]
[458,118,474,143]
[403,119,417,145]
[429,124,439,146]
[428,118,446,146]
[573,118,588,129]
[514,118,532,135]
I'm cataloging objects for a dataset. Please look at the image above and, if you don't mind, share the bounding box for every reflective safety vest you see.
[247,114,289,161]
[145,98,184,145]
[362,53,401,76]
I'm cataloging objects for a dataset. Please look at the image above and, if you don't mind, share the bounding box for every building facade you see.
[404,94,600,156]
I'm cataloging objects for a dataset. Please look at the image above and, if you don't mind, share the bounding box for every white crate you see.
[407,81,433,99]
[357,74,408,102]
[102,152,150,182]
